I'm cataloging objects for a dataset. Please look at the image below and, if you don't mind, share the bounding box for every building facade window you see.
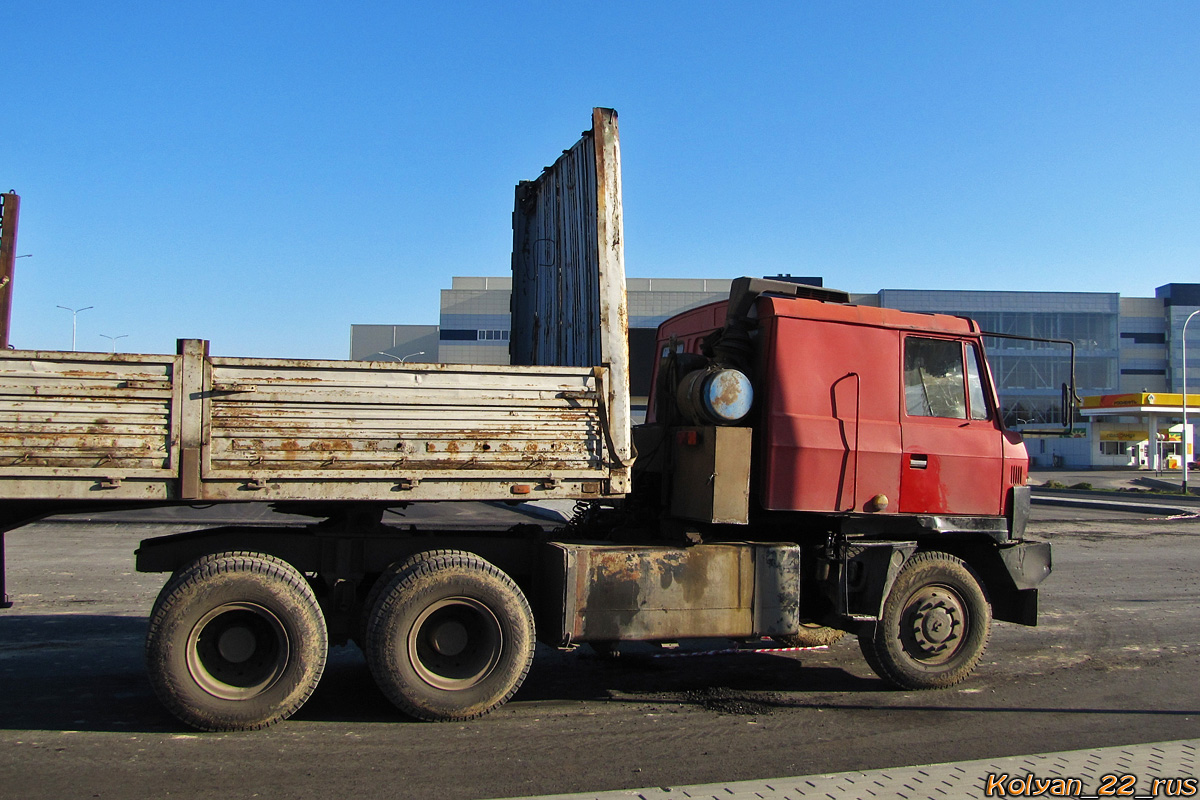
[1120,332,1166,345]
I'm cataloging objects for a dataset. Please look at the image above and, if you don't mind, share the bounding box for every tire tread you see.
[146,552,327,731]
[364,550,534,722]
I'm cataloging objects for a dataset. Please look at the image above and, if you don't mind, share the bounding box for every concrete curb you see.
[1031,490,1200,516]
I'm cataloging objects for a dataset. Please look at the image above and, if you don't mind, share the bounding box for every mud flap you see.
[998,540,1051,590]
[1008,486,1031,539]
[836,541,918,621]
[991,540,1051,626]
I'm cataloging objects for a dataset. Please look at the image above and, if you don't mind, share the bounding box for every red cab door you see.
[899,337,1003,515]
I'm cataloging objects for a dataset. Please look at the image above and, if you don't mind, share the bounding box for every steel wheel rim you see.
[408,597,503,691]
[899,583,968,666]
[186,602,290,700]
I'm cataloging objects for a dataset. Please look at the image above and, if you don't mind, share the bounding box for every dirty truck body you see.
[0,109,1049,731]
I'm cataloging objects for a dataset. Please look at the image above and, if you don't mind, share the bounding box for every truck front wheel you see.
[145,553,328,731]
[364,551,535,721]
[858,551,991,689]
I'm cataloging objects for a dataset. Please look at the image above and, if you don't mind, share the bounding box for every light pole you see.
[100,333,129,353]
[375,351,425,363]
[57,305,93,352]
[1183,309,1199,496]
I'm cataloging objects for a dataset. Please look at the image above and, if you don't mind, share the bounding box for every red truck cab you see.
[631,279,1048,692]
[648,290,1029,530]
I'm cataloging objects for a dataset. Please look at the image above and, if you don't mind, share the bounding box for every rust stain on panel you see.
[551,543,800,643]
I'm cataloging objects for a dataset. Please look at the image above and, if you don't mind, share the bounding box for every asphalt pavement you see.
[3,488,1200,799]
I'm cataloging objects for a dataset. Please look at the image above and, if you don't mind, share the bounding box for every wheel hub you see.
[430,621,469,656]
[904,586,965,661]
[408,597,503,691]
[187,602,290,700]
[217,626,258,663]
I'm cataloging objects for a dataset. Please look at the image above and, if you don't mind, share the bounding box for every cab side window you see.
[966,344,991,421]
[904,337,967,419]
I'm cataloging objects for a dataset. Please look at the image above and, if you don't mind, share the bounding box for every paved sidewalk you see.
[499,738,1199,800]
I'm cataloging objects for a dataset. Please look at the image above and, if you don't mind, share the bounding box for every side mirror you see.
[1061,382,1077,428]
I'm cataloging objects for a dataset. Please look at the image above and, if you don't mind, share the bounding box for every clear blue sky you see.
[7,2,1198,358]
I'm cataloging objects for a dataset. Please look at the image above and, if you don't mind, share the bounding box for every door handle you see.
[909,454,928,469]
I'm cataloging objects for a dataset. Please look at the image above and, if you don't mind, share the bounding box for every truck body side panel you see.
[0,346,619,503]
[0,350,180,500]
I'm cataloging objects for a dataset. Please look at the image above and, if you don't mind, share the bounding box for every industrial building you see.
[350,278,1200,470]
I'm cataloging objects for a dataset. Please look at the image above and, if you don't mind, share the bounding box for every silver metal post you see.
[1183,309,1199,495]
[100,333,128,353]
[57,305,93,352]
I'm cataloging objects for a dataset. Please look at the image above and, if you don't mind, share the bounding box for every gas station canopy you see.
[1081,393,1200,417]
[1081,393,1196,469]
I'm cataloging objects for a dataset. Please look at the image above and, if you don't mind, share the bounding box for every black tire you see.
[365,550,535,721]
[772,623,846,648]
[858,551,991,690]
[356,549,462,646]
[150,549,284,615]
[146,553,328,731]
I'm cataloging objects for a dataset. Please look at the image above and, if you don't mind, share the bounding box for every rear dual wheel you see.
[364,551,535,721]
[146,553,328,731]
[355,549,464,646]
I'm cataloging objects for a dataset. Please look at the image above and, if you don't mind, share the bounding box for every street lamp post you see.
[375,351,426,363]
[56,305,93,352]
[1183,309,1199,496]
[100,333,129,353]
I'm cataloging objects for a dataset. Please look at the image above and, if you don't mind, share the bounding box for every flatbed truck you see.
[0,109,1050,730]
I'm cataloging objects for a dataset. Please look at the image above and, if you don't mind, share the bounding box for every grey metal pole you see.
[1183,309,1199,495]
[57,305,93,351]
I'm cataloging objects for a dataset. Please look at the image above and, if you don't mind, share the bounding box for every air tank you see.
[675,367,754,425]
